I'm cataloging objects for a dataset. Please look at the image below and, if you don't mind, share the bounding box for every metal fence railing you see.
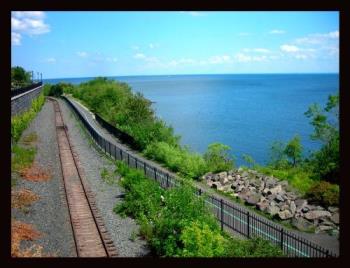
[62,96,338,258]
[11,82,43,98]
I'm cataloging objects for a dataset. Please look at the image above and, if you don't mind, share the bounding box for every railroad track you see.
[49,97,118,257]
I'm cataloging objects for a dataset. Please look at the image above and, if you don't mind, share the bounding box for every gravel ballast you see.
[11,100,77,257]
[57,98,151,257]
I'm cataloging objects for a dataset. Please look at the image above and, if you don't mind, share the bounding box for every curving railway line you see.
[49,97,118,257]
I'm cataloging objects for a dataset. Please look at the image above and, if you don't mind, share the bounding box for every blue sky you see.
[11,11,339,78]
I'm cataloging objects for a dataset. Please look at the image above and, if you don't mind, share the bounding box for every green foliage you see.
[100,167,118,185]
[242,154,256,168]
[179,221,226,257]
[114,161,283,257]
[306,181,339,207]
[203,143,234,173]
[283,135,303,167]
[144,142,208,179]
[47,83,63,97]
[305,92,339,183]
[11,145,36,173]
[11,66,31,87]
[269,141,289,168]
[11,94,45,143]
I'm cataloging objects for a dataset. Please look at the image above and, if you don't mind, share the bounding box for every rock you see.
[236,174,241,180]
[266,203,280,216]
[258,181,265,191]
[265,177,277,188]
[275,194,284,202]
[285,192,297,201]
[328,206,339,213]
[315,206,325,211]
[301,206,310,213]
[280,180,289,188]
[278,210,293,220]
[269,185,283,195]
[256,200,269,212]
[304,210,332,220]
[245,193,262,205]
[227,175,234,181]
[290,201,297,215]
[316,225,334,234]
[242,171,249,178]
[219,176,229,185]
[237,167,243,173]
[330,213,339,224]
[291,217,313,231]
[218,171,227,179]
[212,181,223,191]
[262,188,270,196]
[207,180,213,187]
[212,174,220,181]
[236,185,245,192]
[319,219,335,227]
[267,194,276,201]
[295,199,307,210]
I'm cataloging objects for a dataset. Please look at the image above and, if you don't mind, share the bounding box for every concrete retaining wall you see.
[11,85,43,117]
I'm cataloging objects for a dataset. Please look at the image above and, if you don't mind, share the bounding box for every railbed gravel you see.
[11,101,77,257]
[57,98,151,257]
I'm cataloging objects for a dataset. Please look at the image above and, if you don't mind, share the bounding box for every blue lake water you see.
[44,74,339,166]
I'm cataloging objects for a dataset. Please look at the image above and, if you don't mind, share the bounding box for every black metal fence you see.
[62,96,337,258]
[11,82,43,98]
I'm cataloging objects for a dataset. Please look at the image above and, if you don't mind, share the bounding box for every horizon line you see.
[43,72,339,80]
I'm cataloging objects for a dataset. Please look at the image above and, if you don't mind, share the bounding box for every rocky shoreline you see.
[202,168,339,235]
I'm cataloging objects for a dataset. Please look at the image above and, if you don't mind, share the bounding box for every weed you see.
[11,189,40,210]
[20,163,51,182]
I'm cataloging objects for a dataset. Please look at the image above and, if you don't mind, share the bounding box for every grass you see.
[20,164,51,182]
[11,145,36,174]
[100,167,118,185]
[20,132,38,146]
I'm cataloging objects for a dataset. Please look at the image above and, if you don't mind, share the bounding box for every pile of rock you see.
[202,168,339,235]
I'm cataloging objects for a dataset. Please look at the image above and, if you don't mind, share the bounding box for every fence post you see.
[280,228,284,250]
[154,167,157,180]
[220,199,224,231]
[198,188,202,196]
[247,211,250,238]
[325,249,329,258]
[144,162,146,175]
[127,154,130,166]
[120,149,122,161]
[135,158,138,169]
[166,174,169,188]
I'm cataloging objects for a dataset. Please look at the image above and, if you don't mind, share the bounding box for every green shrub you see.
[11,94,45,143]
[204,142,234,173]
[47,84,63,97]
[179,220,226,257]
[306,181,339,206]
[144,142,208,179]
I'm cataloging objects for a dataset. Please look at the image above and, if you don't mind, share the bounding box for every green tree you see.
[305,92,339,183]
[269,141,288,168]
[203,143,234,173]
[11,66,31,86]
[284,135,303,167]
[48,84,63,97]
[242,154,256,168]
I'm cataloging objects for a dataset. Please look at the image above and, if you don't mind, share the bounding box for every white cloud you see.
[134,53,146,59]
[208,55,232,64]
[295,30,339,45]
[77,51,88,58]
[11,32,21,46]
[243,48,271,53]
[149,43,160,49]
[234,53,267,62]
[11,11,50,45]
[45,57,56,63]
[131,45,140,50]
[269,29,285,34]
[280,44,300,53]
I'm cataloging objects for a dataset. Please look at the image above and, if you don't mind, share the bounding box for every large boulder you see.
[328,206,339,213]
[275,194,284,202]
[266,202,280,216]
[227,175,234,182]
[330,213,339,224]
[291,217,313,231]
[269,185,283,195]
[278,210,293,220]
[294,199,307,210]
[245,193,262,205]
[256,199,269,212]
[316,225,334,234]
[265,177,277,188]
[211,181,224,191]
[290,201,297,215]
[219,176,229,185]
[304,210,332,220]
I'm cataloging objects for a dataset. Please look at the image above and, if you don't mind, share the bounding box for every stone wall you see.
[202,168,339,235]
[11,85,43,117]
